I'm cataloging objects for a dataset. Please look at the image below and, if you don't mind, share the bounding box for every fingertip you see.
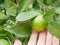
[13,40,22,45]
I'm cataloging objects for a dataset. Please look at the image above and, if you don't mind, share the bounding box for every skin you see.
[32,15,48,32]
[13,40,22,45]
[13,30,59,45]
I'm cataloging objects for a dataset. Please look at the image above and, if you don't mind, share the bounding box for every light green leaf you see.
[48,22,60,39]
[6,6,16,16]
[55,7,60,14]
[0,13,6,19]
[16,10,40,21]
[43,8,55,23]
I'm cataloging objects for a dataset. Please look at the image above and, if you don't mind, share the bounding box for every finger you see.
[37,30,47,45]
[13,40,22,45]
[27,30,38,45]
[53,36,59,45]
[46,31,53,45]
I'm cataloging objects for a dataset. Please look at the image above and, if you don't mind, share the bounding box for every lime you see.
[0,39,10,45]
[32,15,48,32]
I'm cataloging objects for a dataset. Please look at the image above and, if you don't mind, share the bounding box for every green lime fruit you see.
[0,39,10,45]
[32,15,48,32]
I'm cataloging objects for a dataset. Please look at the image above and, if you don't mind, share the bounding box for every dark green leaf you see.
[6,22,32,38]
[0,30,14,43]
[6,32,14,43]
[33,0,40,9]
[0,13,6,24]
[51,0,60,7]
[0,0,4,4]
[0,30,7,39]
[16,10,40,21]
[18,0,33,13]
[23,38,29,45]
[53,14,60,21]
[43,8,55,23]
[46,0,57,5]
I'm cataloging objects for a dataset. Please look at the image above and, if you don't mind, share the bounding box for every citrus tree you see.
[0,0,60,45]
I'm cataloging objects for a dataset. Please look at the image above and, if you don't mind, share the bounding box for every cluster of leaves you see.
[0,0,60,45]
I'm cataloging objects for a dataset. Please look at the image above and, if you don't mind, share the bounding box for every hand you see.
[13,30,59,45]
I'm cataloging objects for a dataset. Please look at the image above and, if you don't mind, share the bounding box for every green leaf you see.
[0,13,6,24]
[0,13,6,20]
[3,0,16,16]
[0,30,14,43]
[55,7,60,14]
[4,0,13,7]
[23,38,29,45]
[46,0,57,5]
[6,22,32,38]
[51,0,60,7]
[0,30,7,39]
[0,0,4,4]
[18,0,33,13]
[37,0,57,5]
[37,0,47,5]
[53,14,60,22]
[33,0,40,9]
[43,8,55,23]
[6,32,14,43]
[48,22,60,39]
[16,10,40,21]
[6,6,16,16]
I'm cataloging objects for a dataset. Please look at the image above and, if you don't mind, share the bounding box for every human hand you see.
[14,30,59,45]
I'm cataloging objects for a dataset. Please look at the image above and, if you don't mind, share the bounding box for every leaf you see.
[6,22,32,38]
[46,0,57,5]
[0,13,6,20]
[16,10,40,21]
[18,0,33,13]
[37,0,47,5]
[48,21,60,39]
[43,8,55,23]
[3,0,16,16]
[0,30,14,43]
[53,14,60,22]
[55,7,60,14]
[33,0,40,9]
[6,32,14,43]
[6,6,16,16]
[0,30,7,39]
[0,0,4,4]
[51,0,60,7]
[37,0,57,5]
[23,38,29,45]
[0,13,6,24]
